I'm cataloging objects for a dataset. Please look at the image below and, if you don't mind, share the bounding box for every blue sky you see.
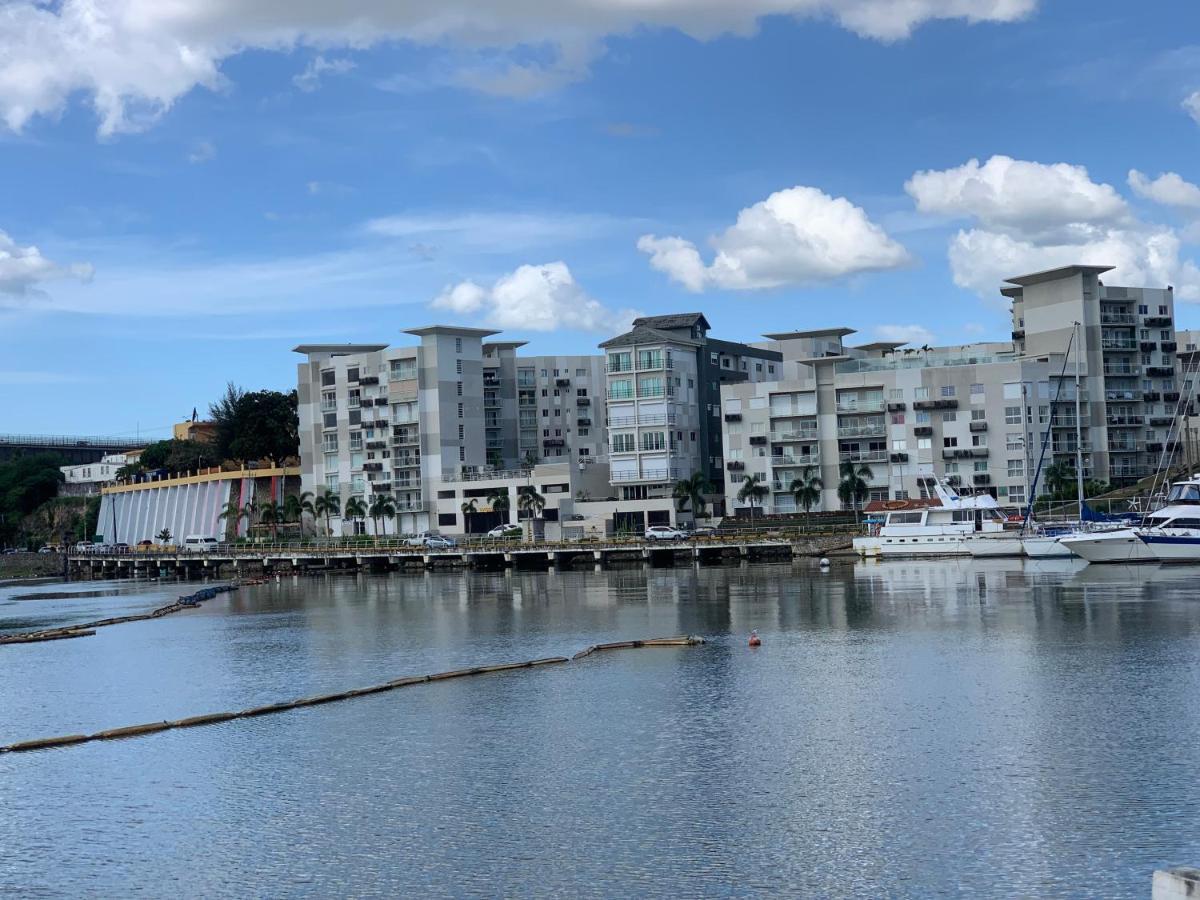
[2,0,1200,438]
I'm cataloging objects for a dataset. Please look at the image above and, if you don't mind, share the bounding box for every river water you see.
[1,559,1198,898]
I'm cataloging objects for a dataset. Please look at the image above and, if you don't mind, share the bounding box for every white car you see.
[645,525,688,541]
[486,525,523,539]
[407,532,457,549]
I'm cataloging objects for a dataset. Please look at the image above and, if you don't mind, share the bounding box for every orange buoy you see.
[748,630,761,647]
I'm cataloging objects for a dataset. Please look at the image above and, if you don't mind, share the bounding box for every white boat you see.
[1061,477,1200,563]
[854,478,1010,558]
[1020,534,1075,558]
[962,533,1025,557]
[1059,528,1157,564]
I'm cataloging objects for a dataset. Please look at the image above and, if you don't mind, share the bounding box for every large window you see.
[609,379,633,399]
[608,352,631,372]
[612,433,636,453]
[389,359,417,381]
[1005,406,1022,425]
[640,431,666,451]
[637,349,662,370]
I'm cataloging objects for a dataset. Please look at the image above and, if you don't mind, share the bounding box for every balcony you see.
[607,389,634,400]
[483,373,500,386]
[1103,366,1137,376]
[363,462,383,472]
[555,377,571,387]
[913,426,933,437]
[972,473,991,485]
[605,362,633,373]
[839,450,887,464]
[636,356,672,371]
[912,398,958,410]
[942,448,973,460]
[889,452,908,463]
[576,397,591,406]
[1163,391,1181,403]
[1108,443,1141,453]
[749,435,768,446]
[726,461,745,472]
[770,454,819,468]
[886,401,906,412]
[1146,442,1164,453]
[1052,443,1090,454]
[393,456,421,468]
[1100,311,1137,325]
[771,429,819,442]
[611,468,681,483]
[543,439,565,448]
[370,482,392,493]
[1106,415,1144,427]
[1161,341,1178,353]
[365,441,386,450]
[724,413,742,423]
[577,417,592,427]
[608,413,677,427]
[1139,341,1157,352]
[635,385,674,399]
[1149,416,1175,427]
[1102,340,1139,351]
[835,400,886,414]
[837,424,886,438]
[969,420,988,432]
[970,447,989,458]
[1144,315,1172,327]
[486,438,504,449]
[1011,329,1025,340]
[359,375,379,386]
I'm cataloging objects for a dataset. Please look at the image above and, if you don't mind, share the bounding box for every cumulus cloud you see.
[874,324,935,346]
[293,55,355,92]
[638,185,909,292]
[0,0,1036,136]
[908,155,1200,302]
[1128,169,1200,210]
[905,155,1128,241]
[1185,91,1200,125]
[0,230,93,301]
[431,261,639,332]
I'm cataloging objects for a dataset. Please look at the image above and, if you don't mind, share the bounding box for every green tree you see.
[369,494,396,537]
[209,383,300,465]
[518,485,546,540]
[284,491,314,536]
[672,471,712,520]
[1042,461,1074,498]
[460,498,478,533]
[314,490,340,536]
[344,496,367,535]
[156,527,172,544]
[0,453,65,546]
[487,488,510,521]
[259,501,285,542]
[218,498,245,539]
[789,465,823,530]
[137,439,219,476]
[736,474,769,520]
[837,461,874,521]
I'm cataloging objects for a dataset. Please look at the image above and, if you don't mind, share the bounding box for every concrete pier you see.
[1153,867,1200,899]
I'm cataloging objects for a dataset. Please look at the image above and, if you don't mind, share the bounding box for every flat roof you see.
[292,344,389,355]
[404,326,501,338]
[483,340,528,349]
[1003,265,1114,287]
[762,327,856,340]
[853,341,907,352]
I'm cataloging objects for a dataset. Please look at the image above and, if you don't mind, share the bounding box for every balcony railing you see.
[770,454,820,467]
[636,357,673,371]
[1101,340,1138,351]
[1106,415,1144,427]
[770,429,819,442]
[605,362,633,373]
[835,400,886,413]
[969,421,988,432]
[1106,390,1139,401]
[838,450,887,464]
[1103,366,1138,376]
[837,424,886,438]
[912,398,958,410]
[608,414,677,427]
[611,468,681,483]
[1100,312,1137,325]
[1107,442,1142,453]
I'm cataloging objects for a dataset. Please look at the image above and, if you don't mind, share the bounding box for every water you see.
[2,559,1198,897]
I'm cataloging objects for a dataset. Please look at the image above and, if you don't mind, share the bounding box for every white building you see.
[60,450,141,496]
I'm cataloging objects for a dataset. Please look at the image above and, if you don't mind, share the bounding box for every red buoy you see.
[748,630,761,647]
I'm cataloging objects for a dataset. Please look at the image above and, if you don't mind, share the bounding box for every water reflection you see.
[0,560,1198,897]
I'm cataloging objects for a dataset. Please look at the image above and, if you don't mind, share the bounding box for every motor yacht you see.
[854,479,1009,558]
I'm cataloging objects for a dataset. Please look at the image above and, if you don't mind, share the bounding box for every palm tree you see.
[837,461,874,522]
[736,474,769,520]
[518,485,546,540]
[1043,461,1074,499]
[218,499,244,540]
[369,494,396,537]
[789,465,823,530]
[156,527,172,544]
[314,490,340,537]
[344,496,367,536]
[283,491,314,537]
[488,488,510,523]
[460,498,478,534]
[259,501,285,542]
[672,471,711,521]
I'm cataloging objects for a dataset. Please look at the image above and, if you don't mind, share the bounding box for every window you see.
[349,432,363,451]
[323,434,339,453]
[891,413,905,425]
[612,433,635,453]
[321,390,337,412]
[768,365,775,375]
[325,474,337,491]
[1008,486,1026,505]
[1006,433,1023,451]
[710,352,719,365]
[456,359,463,375]
[540,369,548,377]
[579,447,591,456]
[455,338,462,353]
[458,425,464,440]
[970,383,984,396]
[972,435,986,447]
[641,432,666,451]
[577,388,588,397]
[347,389,361,409]
[579,428,589,436]
[1038,406,1048,425]
[321,369,335,387]
[323,412,337,429]
[351,474,365,494]
[914,387,929,400]
[576,368,586,377]
[971,409,985,420]
[1159,305,1168,315]
[459,447,465,461]
[456,382,463,396]
[1162,330,1172,341]
[390,359,417,381]
[1138,304,1148,315]
[637,349,662,369]
[346,367,359,383]
[1005,406,1022,425]
[1007,459,1023,477]
[457,403,463,418]
[940,385,956,397]
[892,439,907,451]
[918,438,932,450]
[916,412,931,424]
[888,389,904,400]
[974,461,988,472]
[944,437,958,448]
[941,411,956,423]
[755,363,763,373]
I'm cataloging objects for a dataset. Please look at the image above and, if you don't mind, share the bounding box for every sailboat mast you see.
[1074,320,1084,521]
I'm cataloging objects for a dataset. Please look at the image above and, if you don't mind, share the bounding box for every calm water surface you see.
[1,559,1198,897]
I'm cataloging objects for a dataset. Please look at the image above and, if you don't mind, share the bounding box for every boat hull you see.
[963,536,1024,558]
[1137,532,1200,563]
[854,534,972,558]
[1021,535,1075,558]
[1059,529,1156,564]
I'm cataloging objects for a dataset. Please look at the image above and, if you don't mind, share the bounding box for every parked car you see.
[113,542,130,552]
[182,535,219,553]
[691,526,717,538]
[485,525,523,540]
[136,539,154,548]
[407,532,457,549]
[37,546,54,554]
[645,525,688,541]
[74,541,94,552]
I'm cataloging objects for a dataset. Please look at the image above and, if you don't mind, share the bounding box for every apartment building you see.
[720,265,1191,516]
[599,314,781,509]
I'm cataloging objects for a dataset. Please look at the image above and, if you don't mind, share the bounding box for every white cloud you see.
[638,185,909,292]
[432,261,638,332]
[1128,169,1200,210]
[0,230,93,301]
[364,210,639,252]
[187,139,215,164]
[909,155,1200,302]
[1185,91,1200,125]
[873,324,934,346]
[293,55,355,92]
[905,155,1128,241]
[0,0,1036,136]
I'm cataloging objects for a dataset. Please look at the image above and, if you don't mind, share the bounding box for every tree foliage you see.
[210,383,299,465]
[0,453,65,545]
[135,439,220,476]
